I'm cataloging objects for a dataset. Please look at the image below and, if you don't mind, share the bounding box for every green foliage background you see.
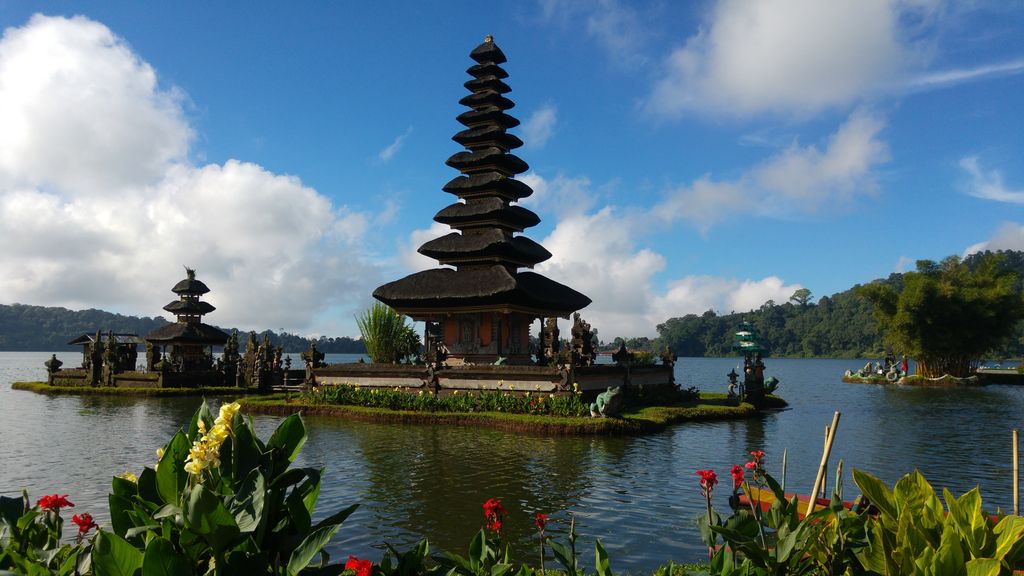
[0,304,366,353]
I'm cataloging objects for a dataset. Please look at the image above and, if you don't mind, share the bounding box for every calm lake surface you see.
[3,351,1024,570]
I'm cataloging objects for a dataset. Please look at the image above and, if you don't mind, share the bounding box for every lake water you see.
[3,351,1024,570]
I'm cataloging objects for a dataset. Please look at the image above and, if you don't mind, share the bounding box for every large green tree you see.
[857,253,1024,377]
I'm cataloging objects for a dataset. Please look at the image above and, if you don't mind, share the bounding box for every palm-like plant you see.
[356,303,420,364]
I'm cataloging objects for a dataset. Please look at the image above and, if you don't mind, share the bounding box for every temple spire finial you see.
[485,34,493,43]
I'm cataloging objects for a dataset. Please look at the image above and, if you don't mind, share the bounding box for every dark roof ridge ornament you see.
[185,266,196,280]
[485,34,493,43]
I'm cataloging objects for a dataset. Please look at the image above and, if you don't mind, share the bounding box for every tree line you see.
[611,250,1024,360]
[0,303,366,354]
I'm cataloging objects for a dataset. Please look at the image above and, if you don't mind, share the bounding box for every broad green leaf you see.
[184,484,241,553]
[108,494,134,538]
[490,563,512,576]
[934,522,966,576]
[267,414,307,466]
[312,503,358,532]
[155,431,190,506]
[188,401,214,442]
[230,414,263,483]
[286,489,312,534]
[548,540,576,576]
[0,494,25,528]
[230,470,266,533]
[853,469,897,521]
[965,558,1000,576]
[992,514,1024,561]
[137,467,160,504]
[141,537,191,576]
[92,530,144,576]
[594,539,611,576]
[284,523,342,576]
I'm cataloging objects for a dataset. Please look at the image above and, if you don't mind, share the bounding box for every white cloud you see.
[399,222,450,273]
[521,105,558,149]
[964,222,1024,256]
[903,58,1024,92]
[517,172,596,219]
[654,109,889,231]
[377,126,413,162]
[529,178,801,337]
[961,156,1024,204]
[0,15,383,334]
[539,0,650,67]
[645,0,932,118]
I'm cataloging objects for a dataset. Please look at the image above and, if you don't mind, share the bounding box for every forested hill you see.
[0,303,366,354]
[619,250,1024,359]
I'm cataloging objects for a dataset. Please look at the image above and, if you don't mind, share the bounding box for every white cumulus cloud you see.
[521,105,558,149]
[964,222,1024,256]
[644,0,932,118]
[0,14,383,333]
[654,109,889,231]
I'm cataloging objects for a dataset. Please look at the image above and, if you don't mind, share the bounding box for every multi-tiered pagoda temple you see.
[145,268,228,371]
[373,36,590,365]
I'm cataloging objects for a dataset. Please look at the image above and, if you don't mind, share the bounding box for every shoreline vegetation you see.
[9,381,786,434]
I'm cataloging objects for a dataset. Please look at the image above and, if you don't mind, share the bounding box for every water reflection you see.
[6,353,1024,570]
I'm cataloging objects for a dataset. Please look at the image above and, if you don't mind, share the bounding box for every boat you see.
[737,486,854,519]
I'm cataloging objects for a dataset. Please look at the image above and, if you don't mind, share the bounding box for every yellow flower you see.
[418,390,424,396]
[118,471,138,483]
[549,393,555,399]
[156,447,165,460]
[197,420,207,435]
[535,384,541,390]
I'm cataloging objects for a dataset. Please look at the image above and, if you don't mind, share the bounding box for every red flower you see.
[749,450,765,463]
[696,469,718,492]
[745,461,757,470]
[345,556,373,576]
[730,464,745,489]
[534,512,548,531]
[37,494,74,512]
[71,513,98,535]
[483,498,506,533]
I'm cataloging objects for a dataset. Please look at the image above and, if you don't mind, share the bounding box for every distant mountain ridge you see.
[0,303,366,354]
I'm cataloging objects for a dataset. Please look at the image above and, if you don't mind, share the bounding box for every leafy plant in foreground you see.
[102,400,356,575]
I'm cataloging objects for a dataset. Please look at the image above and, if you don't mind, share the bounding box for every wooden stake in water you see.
[1014,429,1019,516]
[821,426,830,497]
[835,459,844,500]
[807,411,841,515]
[781,448,788,493]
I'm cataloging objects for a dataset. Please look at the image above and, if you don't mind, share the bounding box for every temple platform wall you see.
[313,363,673,395]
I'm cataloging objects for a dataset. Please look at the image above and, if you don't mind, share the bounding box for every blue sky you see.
[0,1,1021,338]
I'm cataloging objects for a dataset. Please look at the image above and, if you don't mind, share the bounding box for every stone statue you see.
[45,354,63,374]
[539,317,560,365]
[590,386,624,418]
[727,368,740,398]
[301,340,326,385]
[612,343,633,366]
[570,313,595,367]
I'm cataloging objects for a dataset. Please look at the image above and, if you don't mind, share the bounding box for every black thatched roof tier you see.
[466,62,508,79]
[373,266,591,318]
[67,333,141,346]
[456,108,519,129]
[469,36,507,64]
[419,231,550,267]
[434,200,540,231]
[459,91,515,110]
[163,300,216,315]
[442,174,533,201]
[446,148,528,175]
[145,322,228,345]
[465,76,510,94]
[172,276,210,295]
[452,126,523,151]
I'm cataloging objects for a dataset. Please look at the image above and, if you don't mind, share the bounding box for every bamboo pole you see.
[821,426,830,497]
[835,459,844,500]
[781,448,788,493]
[1014,429,1019,516]
[807,411,841,515]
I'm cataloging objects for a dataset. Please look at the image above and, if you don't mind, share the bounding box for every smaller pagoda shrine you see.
[373,36,591,365]
[145,268,228,372]
[733,322,767,407]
